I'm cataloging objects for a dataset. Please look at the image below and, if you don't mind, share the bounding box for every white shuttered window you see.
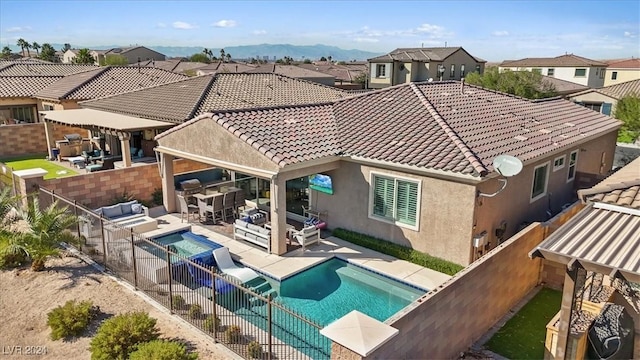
[371,174,420,228]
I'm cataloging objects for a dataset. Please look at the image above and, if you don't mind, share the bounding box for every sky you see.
[0,0,638,61]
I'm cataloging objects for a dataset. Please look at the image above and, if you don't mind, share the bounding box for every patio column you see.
[160,153,176,213]
[44,121,54,160]
[119,133,132,168]
[269,175,287,255]
[556,266,578,360]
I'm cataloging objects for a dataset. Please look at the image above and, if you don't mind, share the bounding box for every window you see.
[611,71,618,80]
[574,68,586,77]
[531,163,550,201]
[43,104,54,111]
[475,64,481,73]
[461,64,466,77]
[532,68,542,74]
[547,68,555,76]
[450,64,455,78]
[599,68,604,79]
[11,107,34,122]
[375,64,386,78]
[553,155,565,171]
[581,102,602,113]
[370,173,420,229]
[567,150,578,182]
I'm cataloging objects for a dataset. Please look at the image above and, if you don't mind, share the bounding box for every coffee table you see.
[68,156,86,169]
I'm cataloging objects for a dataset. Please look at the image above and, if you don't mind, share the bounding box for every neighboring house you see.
[195,62,257,76]
[541,75,589,97]
[196,63,336,86]
[63,46,166,65]
[499,54,608,88]
[132,58,209,75]
[298,62,368,89]
[530,156,640,358]
[367,47,486,88]
[0,63,97,124]
[152,80,620,266]
[604,58,640,86]
[569,79,640,115]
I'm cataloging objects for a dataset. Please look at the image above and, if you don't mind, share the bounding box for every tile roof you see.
[607,58,640,69]
[197,62,258,74]
[0,63,97,76]
[578,156,640,209]
[80,73,349,123]
[500,54,608,68]
[35,66,187,100]
[298,63,367,82]
[246,64,333,79]
[541,75,589,95]
[368,47,485,63]
[0,76,62,97]
[571,79,640,101]
[161,81,621,174]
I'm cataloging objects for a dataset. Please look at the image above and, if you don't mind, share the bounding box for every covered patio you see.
[154,112,341,256]
[41,108,174,169]
[530,157,640,359]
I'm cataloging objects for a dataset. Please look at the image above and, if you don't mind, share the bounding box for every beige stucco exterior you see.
[604,68,640,86]
[369,48,485,88]
[568,91,619,114]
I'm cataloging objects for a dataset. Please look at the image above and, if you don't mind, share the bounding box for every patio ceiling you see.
[530,202,640,283]
[41,109,174,133]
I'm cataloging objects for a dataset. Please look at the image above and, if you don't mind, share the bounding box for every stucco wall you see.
[0,123,47,158]
[604,68,640,86]
[569,92,619,114]
[315,161,477,266]
[363,223,545,359]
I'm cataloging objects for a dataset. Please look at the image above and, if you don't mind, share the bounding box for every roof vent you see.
[565,122,576,127]
[514,135,528,141]
[539,129,551,134]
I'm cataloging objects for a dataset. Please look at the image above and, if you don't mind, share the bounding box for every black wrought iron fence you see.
[39,187,329,360]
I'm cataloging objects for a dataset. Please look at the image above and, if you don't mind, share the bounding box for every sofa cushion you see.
[234,219,249,228]
[303,226,317,234]
[235,230,246,237]
[131,203,143,214]
[120,200,138,215]
[257,227,271,236]
[242,208,258,216]
[246,223,264,233]
[102,204,123,219]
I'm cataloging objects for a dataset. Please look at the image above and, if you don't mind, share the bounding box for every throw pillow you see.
[102,204,123,219]
[131,203,142,214]
[119,200,138,215]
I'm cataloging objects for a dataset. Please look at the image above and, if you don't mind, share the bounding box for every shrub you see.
[129,340,198,360]
[225,325,242,343]
[247,340,262,359]
[111,189,134,205]
[203,315,220,332]
[151,187,163,206]
[89,312,159,360]
[332,228,464,276]
[188,304,202,319]
[47,300,98,340]
[172,294,185,309]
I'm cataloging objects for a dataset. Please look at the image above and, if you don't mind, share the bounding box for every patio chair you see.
[233,189,246,218]
[177,195,199,223]
[223,191,235,221]
[290,225,321,251]
[211,193,225,223]
[212,247,260,284]
[197,196,213,223]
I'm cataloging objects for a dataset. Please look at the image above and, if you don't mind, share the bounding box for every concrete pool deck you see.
[145,214,451,291]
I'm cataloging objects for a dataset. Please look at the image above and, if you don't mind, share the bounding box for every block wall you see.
[0,123,47,158]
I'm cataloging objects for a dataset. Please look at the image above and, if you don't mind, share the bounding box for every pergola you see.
[41,109,174,167]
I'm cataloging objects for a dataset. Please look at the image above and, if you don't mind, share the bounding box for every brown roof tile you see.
[578,156,640,209]
[0,63,97,76]
[500,54,608,67]
[36,66,187,101]
[369,47,485,63]
[81,73,348,123]
[571,79,640,101]
[607,59,640,69]
[0,76,62,97]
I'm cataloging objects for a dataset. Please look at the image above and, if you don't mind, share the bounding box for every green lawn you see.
[485,287,562,359]
[0,155,78,180]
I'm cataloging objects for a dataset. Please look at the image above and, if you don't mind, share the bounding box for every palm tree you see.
[74,48,95,64]
[1,46,11,60]
[2,196,79,271]
[39,43,56,62]
[31,42,40,56]
[62,43,71,52]
[16,38,28,57]
[225,53,231,63]
[203,48,213,61]
[219,48,226,62]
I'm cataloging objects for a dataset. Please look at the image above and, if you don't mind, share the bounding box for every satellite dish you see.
[493,155,523,177]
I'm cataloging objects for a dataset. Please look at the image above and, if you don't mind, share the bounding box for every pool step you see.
[248,289,277,305]
[250,280,271,293]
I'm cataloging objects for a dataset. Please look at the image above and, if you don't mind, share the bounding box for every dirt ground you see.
[0,255,238,360]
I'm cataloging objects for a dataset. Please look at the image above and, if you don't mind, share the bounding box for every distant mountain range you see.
[7,43,383,61]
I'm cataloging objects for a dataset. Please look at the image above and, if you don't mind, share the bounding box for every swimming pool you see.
[227,258,426,358]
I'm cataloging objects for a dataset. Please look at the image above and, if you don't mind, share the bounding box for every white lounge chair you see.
[212,247,260,284]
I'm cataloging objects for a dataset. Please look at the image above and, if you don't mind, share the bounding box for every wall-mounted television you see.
[309,174,333,195]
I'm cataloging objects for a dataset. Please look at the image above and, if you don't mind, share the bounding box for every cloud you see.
[492,31,509,37]
[157,23,167,28]
[6,26,32,33]
[354,37,379,43]
[336,23,453,44]
[213,20,237,28]
[252,30,267,35]
[624,31,636,38]
[172,21,196,30]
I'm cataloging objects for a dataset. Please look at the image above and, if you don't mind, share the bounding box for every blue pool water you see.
[223,258,426,358]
